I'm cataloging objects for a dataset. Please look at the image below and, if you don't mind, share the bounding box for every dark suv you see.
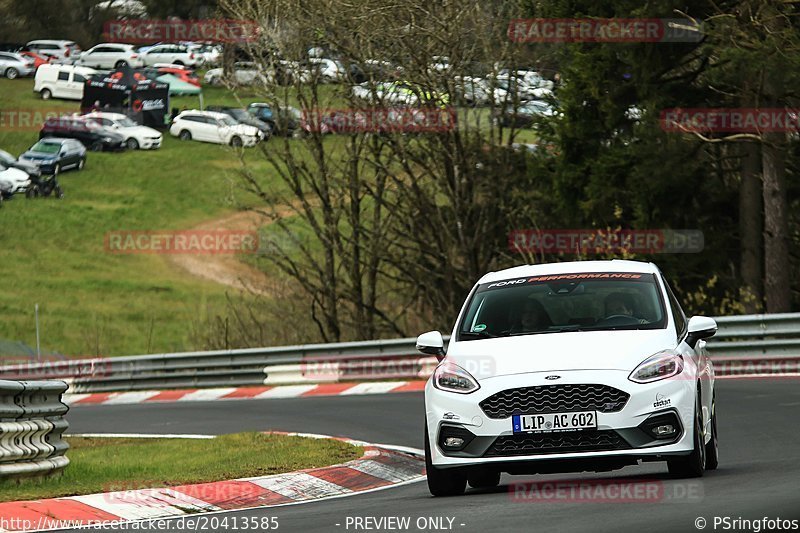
[39,116,126,152]
[19,138,87,175]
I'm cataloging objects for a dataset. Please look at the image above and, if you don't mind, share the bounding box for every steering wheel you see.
[604,314,632,320]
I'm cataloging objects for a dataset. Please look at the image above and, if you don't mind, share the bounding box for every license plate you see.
[512,411,597,433]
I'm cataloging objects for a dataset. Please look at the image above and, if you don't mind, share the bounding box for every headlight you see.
[629,351,684,383]
[433,361,480,394]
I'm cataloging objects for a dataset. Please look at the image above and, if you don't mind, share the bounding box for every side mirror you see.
[686,316,717,348]
[416,330,445,360]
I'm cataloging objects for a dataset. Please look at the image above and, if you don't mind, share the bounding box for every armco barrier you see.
[1,313,798,393]
[0,380,70,477]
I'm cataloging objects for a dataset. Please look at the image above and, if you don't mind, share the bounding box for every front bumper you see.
[140,136,162,149]
[425,369,696,469]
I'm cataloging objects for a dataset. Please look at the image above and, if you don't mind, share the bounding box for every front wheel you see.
[705,393,719,470]
[667,392,706,478]
[424,423,466,496]
[115,60,129,68]
[26,185,40,198]
[126,138,139,150]
[90,141,103,152]
[230,135,243,147]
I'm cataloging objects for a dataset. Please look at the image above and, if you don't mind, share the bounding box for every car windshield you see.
[117,117,138,127]
[457,272,667,340]
[30,142,61,154]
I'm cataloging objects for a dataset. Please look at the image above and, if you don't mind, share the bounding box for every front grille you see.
[484,430,630,457]
[480,384,630,419]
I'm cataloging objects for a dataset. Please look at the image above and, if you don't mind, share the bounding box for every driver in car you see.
[510,299,551,333]
[604,292,648,324]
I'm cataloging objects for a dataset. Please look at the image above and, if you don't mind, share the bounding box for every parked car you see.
[145,64,200,86]
[492,100,557,128]
[24,40,82,64]
[247,104,302,136]
[0,149,41,179]
[170,110,263,147]
[0,52,34,79]
[308,57,345,82]
[34,64,97,100]
[205,106,273,137]
[78,43,143,69]
[81,112,163,150]
[187,43,221,65]
[204,62,270,86]
[19,138,87,175]
[140,44,200,68]
[19,51,53,70]
[39,116,126,152]
[419,260,719,496]
[0,161,31,198]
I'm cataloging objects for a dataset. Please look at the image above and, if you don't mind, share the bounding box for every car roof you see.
[179,110,229,119]
[27,40,75,46]
[84,112,128,121]
[34,137,70,144]
[477,260,659,285]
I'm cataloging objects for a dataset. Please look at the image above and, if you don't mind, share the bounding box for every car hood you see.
[445,329,676,380]
[0,167,30,182]
[231,124,260,136]
[20,151,56,162]
[122,125,161,137]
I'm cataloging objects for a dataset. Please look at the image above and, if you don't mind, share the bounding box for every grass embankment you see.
[0,432,362,502]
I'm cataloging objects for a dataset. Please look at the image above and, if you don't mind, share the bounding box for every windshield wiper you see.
[459,330,499,339]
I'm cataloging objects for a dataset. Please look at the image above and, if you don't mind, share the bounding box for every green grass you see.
[0,433,362,502]
[0,78,275,356]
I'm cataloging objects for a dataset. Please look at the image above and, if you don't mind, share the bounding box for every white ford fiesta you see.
[419,260,719,496]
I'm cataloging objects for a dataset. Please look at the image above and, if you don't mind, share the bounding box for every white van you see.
[34,64,97,100]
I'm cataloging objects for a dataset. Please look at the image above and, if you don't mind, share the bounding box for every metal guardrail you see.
[0,313,798,393]
[0,380,70,477]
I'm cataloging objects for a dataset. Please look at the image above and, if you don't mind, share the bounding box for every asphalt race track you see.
[58,378,800,533]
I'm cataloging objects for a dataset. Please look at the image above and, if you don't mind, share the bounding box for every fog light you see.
[444,437,465,448]
[653,424,676,436]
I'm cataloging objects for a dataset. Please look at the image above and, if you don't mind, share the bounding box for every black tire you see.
[230,135,243,147]
[90,141,104,152]
[667,390,706,478]
[41,88,52,100]
[78,158,85,170]
[115,60,128,68]
[705,393,719,470]
[424,423,466,496]
[6,67,18,80]
[179,130,192,141]
[468,470,501,489]
[126,138,139,150]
